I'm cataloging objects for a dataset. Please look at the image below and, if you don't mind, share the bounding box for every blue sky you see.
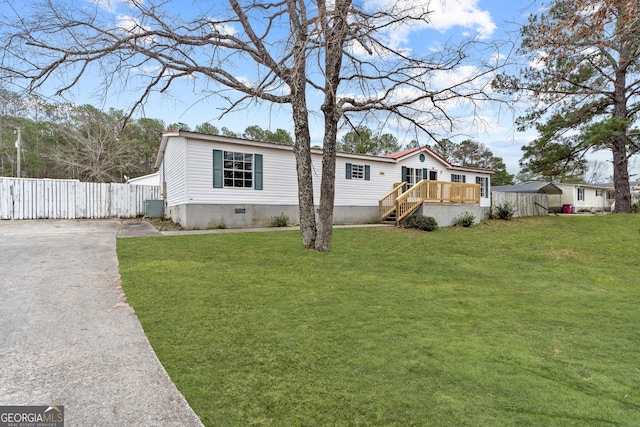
[3,0,633,178]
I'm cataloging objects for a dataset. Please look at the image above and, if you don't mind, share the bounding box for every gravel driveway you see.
[0,219,203,426]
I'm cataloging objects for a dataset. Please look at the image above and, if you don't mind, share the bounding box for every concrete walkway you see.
[0,220,203,426]
[117,220,392,238]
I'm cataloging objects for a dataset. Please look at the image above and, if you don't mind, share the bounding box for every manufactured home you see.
[549,183,614,213]
[154,130,493,229]
[493,181,614,213]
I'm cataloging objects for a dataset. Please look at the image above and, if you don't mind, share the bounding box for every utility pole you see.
[15,127,21,178]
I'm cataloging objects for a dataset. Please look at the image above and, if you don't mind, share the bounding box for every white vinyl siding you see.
[162,137,494,209]
[336,157,396,206]
[186,140,301,205]
[553,184,612,211]
[162,137,187,206]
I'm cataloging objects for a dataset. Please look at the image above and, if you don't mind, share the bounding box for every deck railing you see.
[379,180,481,223]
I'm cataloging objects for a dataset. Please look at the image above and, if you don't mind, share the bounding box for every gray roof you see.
[597,180,640,188]
[492,182,563,194]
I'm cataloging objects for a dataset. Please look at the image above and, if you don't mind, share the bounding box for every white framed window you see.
[406,167,423,186]
[213,149,262,190]
[577,188,585,201]
[451,173,466,183]
[476,176,489,198]
[596,189,603,197]
[351,164,364,179]
[346,163,370,180]
[223,151,253,188]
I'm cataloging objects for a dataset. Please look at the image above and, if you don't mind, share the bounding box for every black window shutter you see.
[365,165,371,181]
[213,150,223,188]
[346,163,352,179]
[402,166,408,182]
[254,154,263,190]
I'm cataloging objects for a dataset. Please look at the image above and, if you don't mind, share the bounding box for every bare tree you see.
[583,160,612,184]
[1,0,502,251]
[51,105,137,182]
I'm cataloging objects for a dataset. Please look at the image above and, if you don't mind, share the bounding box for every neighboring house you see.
[550,183,614,213]
[126,171,160,186]
[154,130,493,229]
[632,181,640,205]
[494,181,614,213]
[595,180,640,211]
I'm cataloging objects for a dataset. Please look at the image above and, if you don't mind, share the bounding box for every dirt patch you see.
[121,217,184,231]
[144,217,184,231]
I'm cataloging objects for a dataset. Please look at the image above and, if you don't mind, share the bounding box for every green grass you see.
[117,215,640,426]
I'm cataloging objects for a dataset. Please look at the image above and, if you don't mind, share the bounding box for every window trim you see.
[451,173,466,183]
[212,149,263,190]
[345,163,371,181]
[476,176,489,198]
[577,187,585,201]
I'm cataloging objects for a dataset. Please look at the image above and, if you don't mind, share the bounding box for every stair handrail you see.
[378,182,406,221]
[395,179,429,223]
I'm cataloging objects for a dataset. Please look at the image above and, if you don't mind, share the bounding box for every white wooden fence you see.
[491,191,549,218]
[0,177,162,220]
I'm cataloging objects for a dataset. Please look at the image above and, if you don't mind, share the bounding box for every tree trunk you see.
[292,101,317,248]
[316,118,337,252]
[314,0,351,252]
[612,135,631,213]
[612,46,632,214]
[287,0,316,249]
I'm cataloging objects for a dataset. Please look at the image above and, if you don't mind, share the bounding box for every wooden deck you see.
[378,180,481,224]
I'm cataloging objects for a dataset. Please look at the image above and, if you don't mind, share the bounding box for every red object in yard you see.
[562,204,573,214]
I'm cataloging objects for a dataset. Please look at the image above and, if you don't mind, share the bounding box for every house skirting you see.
[416,203,488,226]
[165,203,379,229]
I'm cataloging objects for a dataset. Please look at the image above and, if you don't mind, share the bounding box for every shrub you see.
[453,211,475,227]
[271,213,290,227]
[632,202,640,214]
[404,215,438,232]
[493,201,515,220]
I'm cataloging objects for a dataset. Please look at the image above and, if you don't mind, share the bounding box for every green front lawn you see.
[117,215,640,426]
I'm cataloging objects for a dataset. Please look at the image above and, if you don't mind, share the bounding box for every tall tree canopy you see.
[0,90,164,180]
[243,125,294,145]
[338,126,401,155]
[496,0,640,212]
[430,139,514,186]
[2,0,501,250]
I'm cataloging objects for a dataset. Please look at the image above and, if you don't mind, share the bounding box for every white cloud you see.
[365,0,496,41]
[209,22,237,37]
[116,14,156,44]
[529,50,548,70]
[90,0,136,13]
[427,0,496,39]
